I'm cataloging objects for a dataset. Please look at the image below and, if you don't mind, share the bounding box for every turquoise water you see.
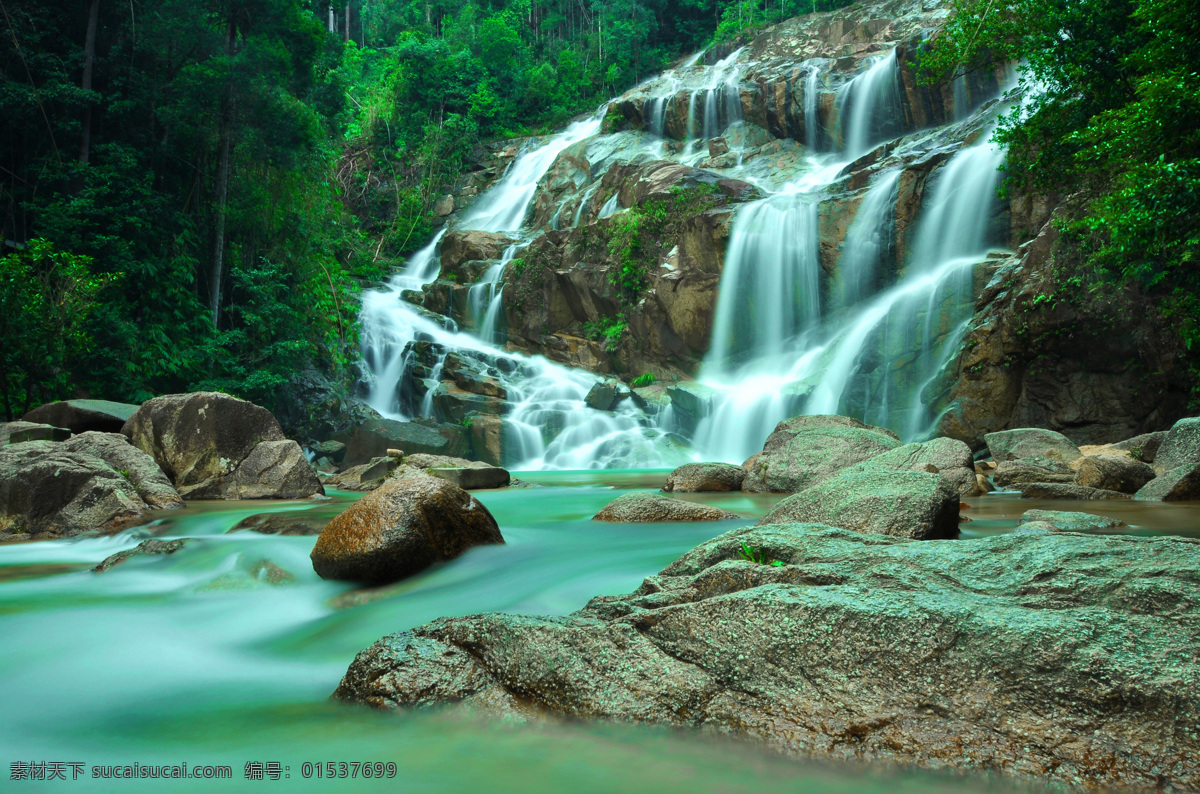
[6,471,1189,792]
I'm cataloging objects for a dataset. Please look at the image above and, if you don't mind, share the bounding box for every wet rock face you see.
[335,524,1200,790]
[122,392,288,498]
[758,469,959,539]
[311,475,504,585]
[742,415,901,493]
[662,463,745,492]
[939,216,1189,449]
[592,491,741,522]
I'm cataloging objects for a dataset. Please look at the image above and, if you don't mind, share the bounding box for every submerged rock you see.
[335,524,1200,790]
[23,399,139,434]
[1017,482,1132,500]
[984,428,1083,464]
[311,476,504,584]
[662,462,745,493]
[742,415,901,493]
[758,469,959,540]
[93,538,189,573]
[593,492,741,522]
[1018,509,1127,532]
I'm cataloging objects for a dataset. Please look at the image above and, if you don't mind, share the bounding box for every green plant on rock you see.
[739,541,784,566]
[631,372,656,387]
[581,315,627,353]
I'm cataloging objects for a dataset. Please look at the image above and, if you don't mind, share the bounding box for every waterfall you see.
[459,112,603,233]
[803,59,828,150]
[598,193,620,219]
[467,244,517,344]
[832,169,900,310]
[836,50,903,160]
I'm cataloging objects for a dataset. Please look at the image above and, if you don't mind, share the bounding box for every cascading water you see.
[836,50,903,160]
[832,169,901,310]
[357,40,1012,470]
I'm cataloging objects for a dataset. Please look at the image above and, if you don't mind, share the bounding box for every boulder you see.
[584,380,631,411]
[992,457,1076,487]
[1106,431,1166,463]
[58,431,183,510]
[1133,464,1200,502]
[1075,454,1155,494]
[440,230,516,271]
[742,415,901,493]
[311,439,347,464]
[311,476,504,584]
[1018,510,1127,532]
[325,458,414,492]
[757,469,959,540]
[23,399,139,434]
[984,428,1084,464]
[336,410,470,466]
[121,392,286,498]
[662,463,745,493]
[426,466,510,490]
[334,525,1200,790]
[593,492,741,522]
[231,512,329,536]
[466,413,505,467]
[0,444,150,540]
[1153,417,1200,473]
[227,440,324,500]
[0,421,70,446]
[93,538,189,573]
[1017,482,1131,500]
[849,437,982,497]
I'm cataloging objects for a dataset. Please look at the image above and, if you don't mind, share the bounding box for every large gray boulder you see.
[23,399,139,434]
[757,469,959,540]
[1134,464,1200,502]
[742,415,901,493]
[992,457,1076,487]
[1153,417,1200,473]
[227,439,324,499]
[334,524,1200,790]
[122,392,321,500]
[1106,431,1167,463]
[59,432,183,510]
[1075,454,1155,494]
[663,462,745,493]
[849,437,981,497]
[122,392,285,498]
[311,476,504,584]
[335,410,469,467]
[984,428,1083,464]
[0,444,150,540]
[593,492,741,522]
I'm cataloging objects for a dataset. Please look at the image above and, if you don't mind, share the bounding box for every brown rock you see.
[227,440,324,499]
[593,491,741,522]
[311,476,504,584]
[1075,454,1155,494]
[663,463,745,492]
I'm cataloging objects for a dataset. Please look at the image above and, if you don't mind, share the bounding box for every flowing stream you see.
[3,477,1196,792]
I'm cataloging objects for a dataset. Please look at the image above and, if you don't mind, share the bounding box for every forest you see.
[1,0,1197,420]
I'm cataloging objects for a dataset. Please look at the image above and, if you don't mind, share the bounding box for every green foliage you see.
[631,372,656,387]
[582,316,628,353]
[924,0,1200,395]
[738,541,784,566]
[607,185,721,307]
[0,241,110,420]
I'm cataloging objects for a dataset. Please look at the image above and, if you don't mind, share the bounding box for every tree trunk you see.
[209,19,235,329]
[344,2,350,42]
[79,0,100,164]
